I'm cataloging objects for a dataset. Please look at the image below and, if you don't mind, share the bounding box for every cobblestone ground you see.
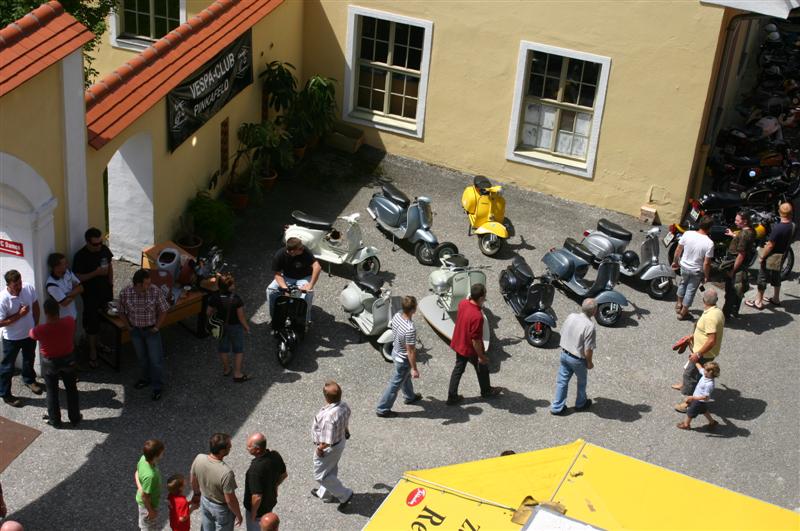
[2,147,799,530]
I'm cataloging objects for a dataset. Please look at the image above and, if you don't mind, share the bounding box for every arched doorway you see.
[106,132,154,262]
[0,152,57,297]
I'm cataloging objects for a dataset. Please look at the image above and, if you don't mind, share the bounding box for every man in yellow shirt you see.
[673,288,724,413]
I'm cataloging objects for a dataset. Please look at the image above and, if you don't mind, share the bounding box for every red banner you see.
[0,239,24,257]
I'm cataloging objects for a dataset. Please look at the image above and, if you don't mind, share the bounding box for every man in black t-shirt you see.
[747,203,796,309]
[266,237,320,323]
[243,432,287,531]
[72,227,114,368]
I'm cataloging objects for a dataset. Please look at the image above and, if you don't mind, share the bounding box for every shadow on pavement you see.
[725,308,793,334]
[711,384,767,421]
[589,397,652,422]
[402,396,483,426]
[338,491,389,517]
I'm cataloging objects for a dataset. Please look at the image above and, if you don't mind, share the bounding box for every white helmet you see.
[767,31,782,43]
[764,23,778,33]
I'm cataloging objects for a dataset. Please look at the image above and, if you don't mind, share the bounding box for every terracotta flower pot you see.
[260,169,278,192]
[293,145,307,162]
[225,187,249,211]
[176,235,203,257]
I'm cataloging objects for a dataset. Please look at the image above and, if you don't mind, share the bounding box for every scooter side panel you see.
[351,246,380,263]
[411,228,438,245]
[370,195,404,227]
[377,328,395,344]
[523,311,557,328]
[639,263,675,281]
[284,225,319,249]
[582,233,616,260]
[594,290,628,307]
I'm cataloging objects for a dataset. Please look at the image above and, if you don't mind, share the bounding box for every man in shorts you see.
[672,215,714,321]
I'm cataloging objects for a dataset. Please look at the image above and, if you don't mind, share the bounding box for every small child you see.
[677,361,720,430]
[167,474,192,531]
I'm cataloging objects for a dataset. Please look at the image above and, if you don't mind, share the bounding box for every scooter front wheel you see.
[380,342,394,363]
[354,256,381,277]
[276,337,295,367]
[478,233,503,256]
[596,303,622,327]
[435,242,459,265]
[647,276,673,299]
[414,242,437,265]
[525,322,551,347]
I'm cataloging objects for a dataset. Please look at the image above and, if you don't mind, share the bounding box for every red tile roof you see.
[0,1,93,98]
[85,0,284,150]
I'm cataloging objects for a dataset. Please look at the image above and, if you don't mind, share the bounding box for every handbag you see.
[208,295,234,339]
[765,252,784,271]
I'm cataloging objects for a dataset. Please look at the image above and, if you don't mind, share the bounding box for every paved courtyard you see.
[2,147,799,530]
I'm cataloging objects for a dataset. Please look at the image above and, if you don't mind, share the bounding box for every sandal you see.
[744,300,764,310]
[676,423,690,430]
[706,420,719,430]
[233,374,249,383]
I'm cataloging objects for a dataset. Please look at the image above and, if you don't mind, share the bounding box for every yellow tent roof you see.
[364,439,800,530]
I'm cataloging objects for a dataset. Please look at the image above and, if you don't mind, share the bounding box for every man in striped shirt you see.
[376,296,422,418]
[311,381,353,509]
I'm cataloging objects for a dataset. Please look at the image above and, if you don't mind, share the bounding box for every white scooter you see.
[418,254,490,350]
[284,210,380,277]
[339,274,397,362]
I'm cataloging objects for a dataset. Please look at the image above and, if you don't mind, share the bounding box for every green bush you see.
[187,192,235,244]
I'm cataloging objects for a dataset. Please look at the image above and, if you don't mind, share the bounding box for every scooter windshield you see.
[418,200,433,229]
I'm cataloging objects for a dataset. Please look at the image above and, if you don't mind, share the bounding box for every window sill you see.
[110,36,154,53]
[507,148,593,179]
[344,109,422,139]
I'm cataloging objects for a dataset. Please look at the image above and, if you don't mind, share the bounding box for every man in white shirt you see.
[311,381,353,509]
[671,216,714,321]
[0,269,43,407]
[550,298,597,416]
[45,253,83,321]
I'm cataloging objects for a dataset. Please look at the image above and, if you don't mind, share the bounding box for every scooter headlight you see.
[429,270,450,294]
[431,279,449,295]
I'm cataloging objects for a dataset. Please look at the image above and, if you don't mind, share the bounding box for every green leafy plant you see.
[303,75,338,137]
[259,61,298,118]
[186,190,235,244]
[228,121,292,193]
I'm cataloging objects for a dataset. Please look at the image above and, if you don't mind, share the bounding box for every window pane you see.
[373,70,387,90]
[360,37,374,61]
[376,19,390,41]
[357,87,371,108]
[405,76,419,98]
[546,55,562,76]
[392,45,407,68]
[358,66,372,88]
[362,16,375,38]
[124,11,137,33]
[168,0,179,18]
[138,13,150,36]
[579,84,596,107]
[575,112,592,136]
[531,51,546,74]
[391,75,405,95]
[407,48,422,71]
[563,82,578,104]
[567,60,582,82]
[375,41,389,63]
[390,94,403,116]
[538,127,553,149]
[124,0,137,9]
[154,1,166,16]
[541,105,557,129]
[582,62,600,84]
[403,98,417,119]
[521,124,537,146]
[409,26,424,48]
[560,110,576,132]
[524,102,541,124]
[370,90,385,111]
[528,75,544,97]
[555,131,573,154]
[571,135,588,158]
[137,0,148,11]
[154,17,167,38]
[168,18,179,31]
[395,23,409,45]
[543,77,559,99]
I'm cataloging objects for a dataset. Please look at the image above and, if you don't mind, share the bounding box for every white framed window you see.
[507,41,611,179]
[344,6,433,139]
[109,0,186,52]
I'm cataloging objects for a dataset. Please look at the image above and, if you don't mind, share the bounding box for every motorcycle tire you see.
[781,247,794,280]
[435,242,459,265]
[354,256,381,278]
[595,302,622,327]
[414,241,436,265]
[667,241,679,265]
[525,322,551,348]
[478,233,503,256]
[276,337,295,368]
[647,276,674,299]
[381,342,394,363]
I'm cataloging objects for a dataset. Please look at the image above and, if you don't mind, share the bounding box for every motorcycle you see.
[418,254,490,349]
[541,239,629,327]
[367,182,458,265]
[339,274,397,362]
[499,255,557,347]
[284,210,380,277]
[461,175,511,256]
[272,286,309,367]
[580,219,674,299]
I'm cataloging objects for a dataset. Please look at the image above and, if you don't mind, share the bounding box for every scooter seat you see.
[730,155,760,166]
[291,210,334,230]
[381,183,410,208]
[442,254,470,268]
[355,274,384,295]
[597,219,632,241]
[564,237,595,263]
[511,256,534,281]
[473,175,493,192]
[700,191,742,209]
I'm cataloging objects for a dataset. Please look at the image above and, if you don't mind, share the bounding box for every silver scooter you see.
[367,182,458,265]
[580,219,674,299]
[339,274,397,362]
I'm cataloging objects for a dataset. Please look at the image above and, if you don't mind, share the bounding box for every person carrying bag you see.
[206,273,251,382]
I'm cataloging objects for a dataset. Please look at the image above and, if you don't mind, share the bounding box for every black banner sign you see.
[167,30,253,151]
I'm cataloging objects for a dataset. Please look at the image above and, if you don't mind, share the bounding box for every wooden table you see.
[98,289,207,371]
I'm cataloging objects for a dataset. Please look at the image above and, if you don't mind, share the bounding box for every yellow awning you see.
[364,440,800,530]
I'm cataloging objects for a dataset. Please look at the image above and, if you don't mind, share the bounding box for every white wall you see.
[61,49,89,254]
[107,132,155,262]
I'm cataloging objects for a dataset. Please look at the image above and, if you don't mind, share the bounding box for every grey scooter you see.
[580,219,674,299]
[339,274,397,362]
[367,182,458,265]
[541,238,629,326]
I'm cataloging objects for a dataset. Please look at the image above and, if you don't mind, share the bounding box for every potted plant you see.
[282,93,313,161]
[302,75,337,146]
[175,213,203,257]
[187,190,235,245]
[259,61,297,121]
[228,121,290,204]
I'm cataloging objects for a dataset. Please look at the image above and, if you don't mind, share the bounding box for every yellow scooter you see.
[461,175,510,256]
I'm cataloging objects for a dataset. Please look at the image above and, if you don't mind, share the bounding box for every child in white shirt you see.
[677,361,720,430]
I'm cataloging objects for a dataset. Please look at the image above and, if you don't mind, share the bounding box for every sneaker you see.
[152,391,162,401]
[3,395,22,407]
[674,402,688,413]
[46,418,63,429]
[70,414,83,427]
[26,381,44,395]
[134,380,150,390]
[376,410,398,418]
[550,408,568,416]
[445,394,464,406]
[575,398,593,411]
[404,393,423,405]
[481,387,503,399]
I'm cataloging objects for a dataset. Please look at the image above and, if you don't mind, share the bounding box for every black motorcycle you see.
[272,286,308,367]
[499,256,557,347]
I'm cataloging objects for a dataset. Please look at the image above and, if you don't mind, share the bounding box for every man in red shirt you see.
[447,283,502,405]
[29,298,81,428]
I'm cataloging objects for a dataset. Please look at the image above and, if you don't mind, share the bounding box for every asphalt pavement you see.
[2,146,798,530]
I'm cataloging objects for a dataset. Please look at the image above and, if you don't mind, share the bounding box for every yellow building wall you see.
[0,63,68,251]
[303,1,727,222]
[85,0,304,243]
